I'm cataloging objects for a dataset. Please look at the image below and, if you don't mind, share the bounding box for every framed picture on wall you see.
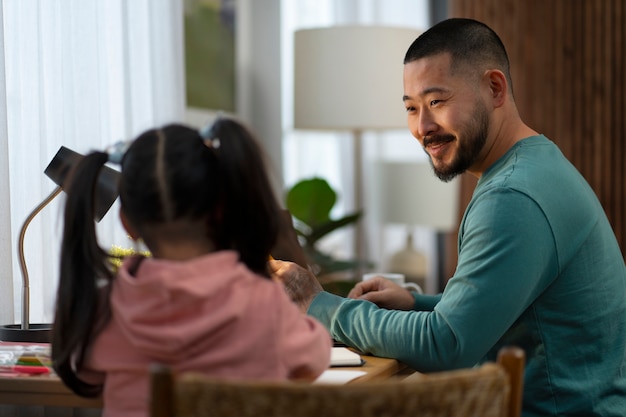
[184,0,236,112]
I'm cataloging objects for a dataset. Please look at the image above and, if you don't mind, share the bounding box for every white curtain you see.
[281,0,438,289]
[0,0,185,325]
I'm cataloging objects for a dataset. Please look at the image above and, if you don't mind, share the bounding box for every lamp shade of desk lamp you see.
[378,161,459,290]
[294,25,421,264]
[0,146,120,343]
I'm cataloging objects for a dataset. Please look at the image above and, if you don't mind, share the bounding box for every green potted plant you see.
[285,177,371,294]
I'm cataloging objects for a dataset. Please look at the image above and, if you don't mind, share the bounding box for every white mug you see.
[362,273,423,294]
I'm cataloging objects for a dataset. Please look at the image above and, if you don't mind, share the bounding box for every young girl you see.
[51,119,331,417]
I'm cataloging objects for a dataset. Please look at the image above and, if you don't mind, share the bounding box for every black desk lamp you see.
[0,146,120,343]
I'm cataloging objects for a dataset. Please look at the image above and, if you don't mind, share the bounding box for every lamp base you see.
[0,324,52,343]
[387,231,427,291]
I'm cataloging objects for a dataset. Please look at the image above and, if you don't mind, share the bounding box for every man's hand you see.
[270,260,323,313]
[347,276,415,310]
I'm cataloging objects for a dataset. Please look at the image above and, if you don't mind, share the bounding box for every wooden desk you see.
[0,374,102,408]
[346,354,412,383]
[0,355,410,413]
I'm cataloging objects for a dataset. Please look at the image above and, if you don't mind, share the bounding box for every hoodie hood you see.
[110,251,263,361]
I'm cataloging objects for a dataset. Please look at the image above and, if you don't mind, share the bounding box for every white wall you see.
[237,0,284,195]
[186,0,284,197]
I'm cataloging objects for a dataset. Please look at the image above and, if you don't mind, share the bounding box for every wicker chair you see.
[149,346,525,417]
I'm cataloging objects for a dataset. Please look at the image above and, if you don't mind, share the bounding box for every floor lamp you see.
[293,25,421,273]
[378,161,459,292]
[0,146,120,343]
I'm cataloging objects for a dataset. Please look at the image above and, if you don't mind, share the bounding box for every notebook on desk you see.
[330,347,364,367]
[313,348,365,384]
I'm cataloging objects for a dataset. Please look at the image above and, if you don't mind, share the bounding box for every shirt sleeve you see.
[413,293,442,311]
[309,187,558,372]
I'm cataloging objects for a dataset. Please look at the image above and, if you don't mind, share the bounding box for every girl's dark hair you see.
[52,119,282,397]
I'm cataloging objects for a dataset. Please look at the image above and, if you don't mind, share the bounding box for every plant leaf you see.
[286,177,336,226]
[307,212,362,245]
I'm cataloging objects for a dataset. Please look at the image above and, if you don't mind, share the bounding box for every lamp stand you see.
[0,145,120,343]
[0,187,60,343]
[353,129,366,279]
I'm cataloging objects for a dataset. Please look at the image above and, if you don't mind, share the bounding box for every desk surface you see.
[345,354,411,383]
[0,374,102,408]
[0,354,409,408]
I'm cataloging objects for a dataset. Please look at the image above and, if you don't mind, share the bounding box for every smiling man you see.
[273,18,626,417]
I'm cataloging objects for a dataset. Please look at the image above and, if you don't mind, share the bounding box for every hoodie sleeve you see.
[275,287,332,381]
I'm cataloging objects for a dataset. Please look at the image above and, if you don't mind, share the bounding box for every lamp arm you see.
[17,186,62,330]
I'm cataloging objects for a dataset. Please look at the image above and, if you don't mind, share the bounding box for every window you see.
[0,1,185,325]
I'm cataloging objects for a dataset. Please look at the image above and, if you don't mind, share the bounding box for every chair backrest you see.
[149,346,525,417]
[497,346,526,417]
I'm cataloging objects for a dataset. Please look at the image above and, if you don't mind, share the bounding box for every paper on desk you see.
[330,347,364,367]
[314,369,367,385]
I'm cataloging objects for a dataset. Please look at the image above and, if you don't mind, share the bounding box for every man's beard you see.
[425,101,489,182]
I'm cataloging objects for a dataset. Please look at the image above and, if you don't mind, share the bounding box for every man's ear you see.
[119,209,140,240]
[485,69,508,107]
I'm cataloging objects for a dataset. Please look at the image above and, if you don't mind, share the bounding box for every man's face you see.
[403,53,490,181]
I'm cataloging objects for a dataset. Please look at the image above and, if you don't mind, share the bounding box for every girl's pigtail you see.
[208,119,281,276]
[52,151,114,398]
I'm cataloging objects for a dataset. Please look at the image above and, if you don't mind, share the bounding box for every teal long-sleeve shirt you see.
[308,136,626,417]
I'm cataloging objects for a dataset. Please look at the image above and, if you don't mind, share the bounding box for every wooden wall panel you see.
[446,0,626,265]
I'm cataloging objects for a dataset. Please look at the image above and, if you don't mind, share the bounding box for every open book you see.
[330,347,364,367]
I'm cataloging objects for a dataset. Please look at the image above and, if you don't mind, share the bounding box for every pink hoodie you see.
[82,251,331,417]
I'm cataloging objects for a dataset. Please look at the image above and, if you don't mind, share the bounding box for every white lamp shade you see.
[294,25,421,130]
[379,161,460,231]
